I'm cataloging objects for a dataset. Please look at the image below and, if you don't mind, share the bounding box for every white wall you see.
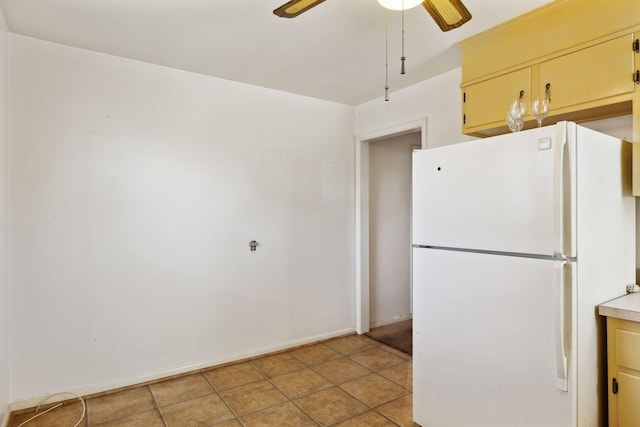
[355,68,475,149]
[369,133,418,325]
[9,35,356,402]
[0,5,9,424]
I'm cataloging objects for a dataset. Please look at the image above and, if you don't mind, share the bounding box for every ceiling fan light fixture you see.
[274,0,327,18]
[422,0,471,31]
[377,0,423,11]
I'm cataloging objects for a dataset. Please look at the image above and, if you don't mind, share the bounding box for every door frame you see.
[355,118,427,334]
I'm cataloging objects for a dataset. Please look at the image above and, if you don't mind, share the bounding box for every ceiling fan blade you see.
[422,0,472,32]
[273,0,327,18]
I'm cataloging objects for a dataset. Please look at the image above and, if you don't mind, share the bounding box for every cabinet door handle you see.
[545,83,551,102]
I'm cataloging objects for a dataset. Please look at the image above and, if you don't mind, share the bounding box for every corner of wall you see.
[0,4,8,32]
[0,3,10,423]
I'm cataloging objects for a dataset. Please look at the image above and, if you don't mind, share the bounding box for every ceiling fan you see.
[273,0,472,32]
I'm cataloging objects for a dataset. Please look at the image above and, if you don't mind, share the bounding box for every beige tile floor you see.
[9,334,418,427]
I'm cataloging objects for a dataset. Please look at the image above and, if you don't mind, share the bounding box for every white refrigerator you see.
[412,122,635,426]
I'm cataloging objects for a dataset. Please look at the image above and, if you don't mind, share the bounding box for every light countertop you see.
[599,292,640,322]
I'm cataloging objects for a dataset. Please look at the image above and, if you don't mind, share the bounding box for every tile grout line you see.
[201,370,247,426]
[377,366,412,392]
[85,408,160,427]
[255,347,379,425]
[247,357,322,426]
[343,350,407,378]
[146,384,168,427]
[256,342,336,426]
[285,343,366,426]
[306,357,371,387]
[274,341,401,426]
[289,338,407,426]
[249,356,308,382]
[372,392,414,427]
[325,410,403,427]
[83,392,157,427]
[323,339,412,426]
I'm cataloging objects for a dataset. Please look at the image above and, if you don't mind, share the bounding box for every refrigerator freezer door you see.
[413,124,573,256]
[413,248,572,427]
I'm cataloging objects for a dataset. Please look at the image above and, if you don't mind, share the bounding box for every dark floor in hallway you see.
[365,320,412,356]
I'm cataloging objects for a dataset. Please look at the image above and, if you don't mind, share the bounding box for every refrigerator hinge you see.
[633,38,640,53]
[612,377,619,394]
[634,70,640,84]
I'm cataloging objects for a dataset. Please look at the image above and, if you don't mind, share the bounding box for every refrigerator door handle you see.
[554,260,569,392]
[553,122,567,258]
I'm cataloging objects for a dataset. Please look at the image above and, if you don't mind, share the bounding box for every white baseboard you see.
[9,327,355,412]
[369,313,412,329]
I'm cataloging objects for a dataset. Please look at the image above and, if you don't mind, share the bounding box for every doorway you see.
[368,135,419,326]
[366,134,420,355]
[354,119,427,336]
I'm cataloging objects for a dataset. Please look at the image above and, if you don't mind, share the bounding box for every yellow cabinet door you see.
[538,35,635,114]
[633,32,640,196]
[607,318,640,427]
[617,372,640,427]
[462,67,530,133]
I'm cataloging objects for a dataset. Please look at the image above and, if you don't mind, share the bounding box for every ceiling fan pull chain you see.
[385,9,390,101]
[401,0,406,75]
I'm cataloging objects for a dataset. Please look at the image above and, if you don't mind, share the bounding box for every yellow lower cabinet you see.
[607,318,640,427]
[617,372,640,427]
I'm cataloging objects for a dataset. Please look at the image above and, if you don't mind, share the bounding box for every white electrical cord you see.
[17,392,85,427]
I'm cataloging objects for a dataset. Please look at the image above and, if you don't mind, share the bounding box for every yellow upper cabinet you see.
[538,35,635,115]
[463,68,530,134]
[634,34,640,195]
[460,0,640,137]
[460,0,640,85]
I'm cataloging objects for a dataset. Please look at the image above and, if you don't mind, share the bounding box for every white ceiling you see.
[0,0,553,105]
